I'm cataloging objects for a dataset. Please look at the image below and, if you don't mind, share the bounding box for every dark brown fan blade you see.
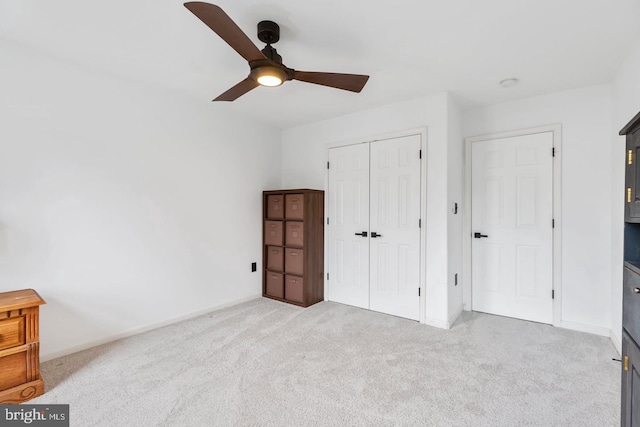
[184,2,266,63]
[213,78,260,101]
[293,71,369,93]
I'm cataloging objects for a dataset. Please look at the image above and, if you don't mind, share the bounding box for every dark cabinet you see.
[262,189,324,307]
[622,331,640,427]
[622,112,640,222]
[621,111,640,426]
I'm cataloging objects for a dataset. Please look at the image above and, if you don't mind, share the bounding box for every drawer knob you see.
[634,287,640,294]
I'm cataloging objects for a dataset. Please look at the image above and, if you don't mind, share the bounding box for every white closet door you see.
[328,143,370,309]
[471,132,553,324]
[369,135,421,320]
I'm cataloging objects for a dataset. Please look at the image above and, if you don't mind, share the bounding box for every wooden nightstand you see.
[0,289,46,403]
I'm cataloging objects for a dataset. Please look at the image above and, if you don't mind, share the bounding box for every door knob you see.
[633,287,640,294]
[474,232,488,239]
[354,231,368,237]
[371,232,382,238]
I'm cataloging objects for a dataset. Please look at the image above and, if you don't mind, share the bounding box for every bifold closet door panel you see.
[368,135,421,321]
[327,143,370,309]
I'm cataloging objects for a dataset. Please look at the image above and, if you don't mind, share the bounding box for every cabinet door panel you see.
[627,130,640,221]
[625,266,640,342]
[623,332,640,427]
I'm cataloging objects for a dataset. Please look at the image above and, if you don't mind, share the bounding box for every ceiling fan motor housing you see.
[257,20,280,44]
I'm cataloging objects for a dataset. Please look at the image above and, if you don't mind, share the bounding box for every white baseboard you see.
[423,316,449,329]
[447,304,464,328]
[41,293,262,362]
[557,320,611,338]
[423,305,465,330]
[610,330,622,355]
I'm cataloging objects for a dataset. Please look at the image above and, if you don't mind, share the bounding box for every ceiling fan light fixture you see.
[257,75,283,87]
[251,65,287,87]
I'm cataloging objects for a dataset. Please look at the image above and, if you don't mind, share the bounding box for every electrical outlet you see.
[251,262,257,272]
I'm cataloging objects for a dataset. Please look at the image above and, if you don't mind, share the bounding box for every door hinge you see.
[327,217,330,225]
[419,149,422,159]
[629,149,634,165]
[629,188,633,203]
[552,147,555,157]
[552,290,555,299]
[624,355,629,371]
[327,273,329,281]
[418,287,421,297]
[419,218,421,228]
[327,161,330,169]
[552,219,555,228]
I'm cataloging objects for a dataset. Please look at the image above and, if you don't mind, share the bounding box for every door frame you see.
[324,127,428,323]
[462,124,562,326]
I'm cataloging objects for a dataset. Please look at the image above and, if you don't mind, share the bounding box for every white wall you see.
[447,96,464,322]
[281,93,457,326]
[463,85,613,333]
[0,39,282,360]
[611,35,640,351]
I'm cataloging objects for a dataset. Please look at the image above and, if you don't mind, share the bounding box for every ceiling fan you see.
[184,2,370,101]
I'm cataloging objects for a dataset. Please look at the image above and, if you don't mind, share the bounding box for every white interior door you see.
[328,135,421,321]
[471,132,553,324]
[328,143,370,309]
[369,135,421,320]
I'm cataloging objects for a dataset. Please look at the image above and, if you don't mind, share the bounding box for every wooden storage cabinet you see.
[0,289,46,404]
[263,189,324,307]
[621,111,640,426]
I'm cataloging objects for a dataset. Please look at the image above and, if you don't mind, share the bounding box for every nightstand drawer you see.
[0,351,27,390]
[0,316,25,351]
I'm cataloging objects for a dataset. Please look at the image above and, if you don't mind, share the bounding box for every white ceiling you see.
[1,0,639,129]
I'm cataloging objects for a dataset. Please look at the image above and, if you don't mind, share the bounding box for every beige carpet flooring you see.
[31,298,620,426]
